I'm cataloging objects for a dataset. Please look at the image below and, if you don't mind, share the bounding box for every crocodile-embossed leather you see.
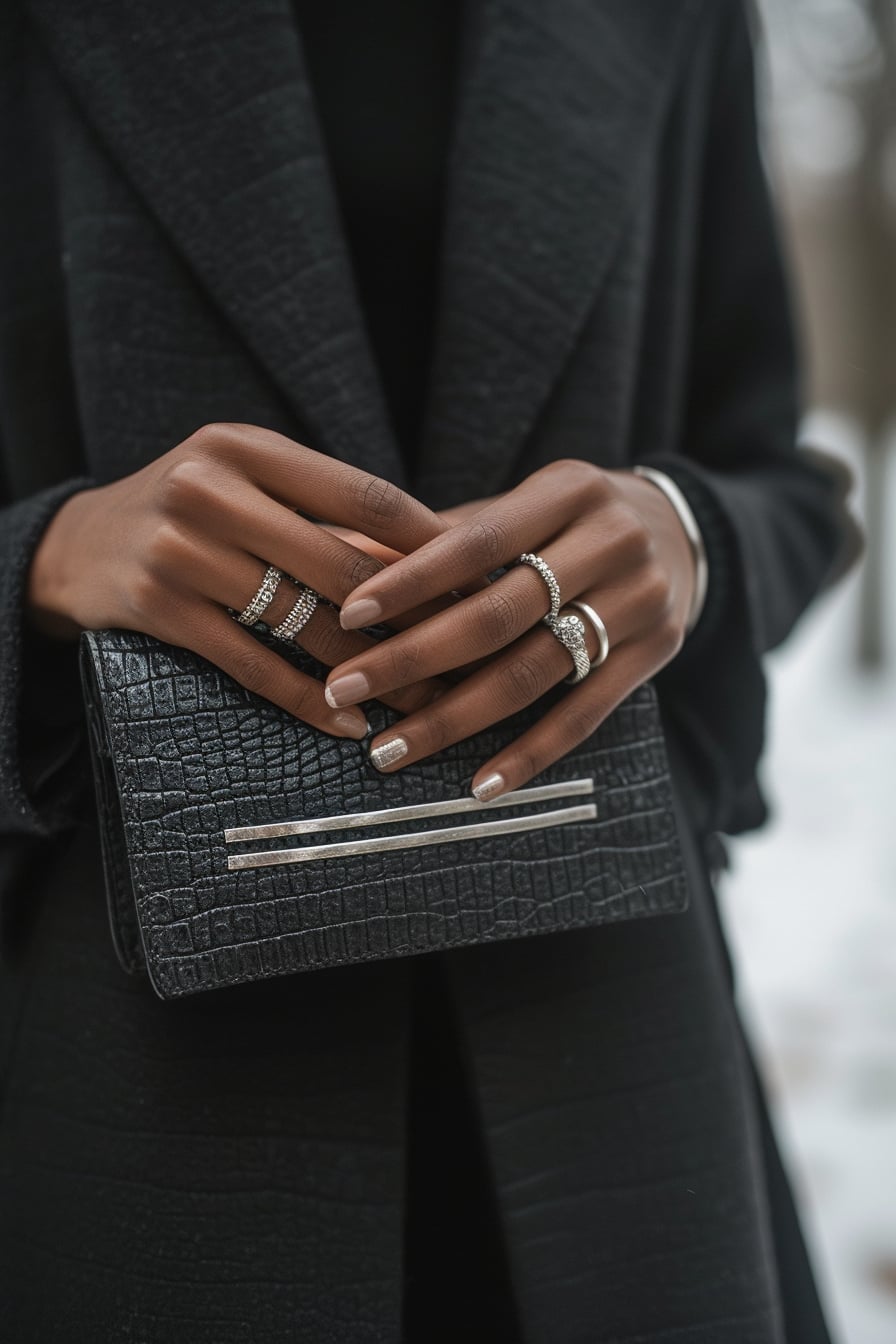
[80,629,688,1000]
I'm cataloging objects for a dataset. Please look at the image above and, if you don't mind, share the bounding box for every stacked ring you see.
[567,599,610,669]
[271,584,319,642]
[237,565,283,626]
[547,612,592,684]
[517,553,561,621]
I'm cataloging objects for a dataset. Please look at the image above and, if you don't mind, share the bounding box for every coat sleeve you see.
[649,1,860,835]
[0,479,95,837]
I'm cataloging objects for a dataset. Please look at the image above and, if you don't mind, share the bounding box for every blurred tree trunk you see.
[853,0,895,666]
[761,0,896,664]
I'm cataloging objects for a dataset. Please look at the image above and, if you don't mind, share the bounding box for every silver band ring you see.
[518,553,561,621]
[546,613,591,685]
[271,584,319,643]
[567,599,610,669]
[237,565,283,626]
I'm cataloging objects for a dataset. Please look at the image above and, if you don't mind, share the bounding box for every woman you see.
[0,0,856,1339]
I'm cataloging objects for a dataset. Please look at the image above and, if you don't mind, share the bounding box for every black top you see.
[295,1,462,462]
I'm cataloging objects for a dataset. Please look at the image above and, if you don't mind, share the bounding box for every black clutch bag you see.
[79,628,688,1000]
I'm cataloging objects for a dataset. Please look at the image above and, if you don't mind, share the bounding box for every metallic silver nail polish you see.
[370,737,408,770]
[472,772,505,801]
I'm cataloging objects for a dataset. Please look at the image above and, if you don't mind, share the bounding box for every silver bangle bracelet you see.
[632,465,708,635]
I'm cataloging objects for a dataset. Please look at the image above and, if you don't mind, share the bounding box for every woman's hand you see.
[323,459,697,792]
[27,422,447,738]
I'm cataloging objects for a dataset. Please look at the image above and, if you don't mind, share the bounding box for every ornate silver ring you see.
[237,564,283,626]
[546,612,591,684]
[271,584,319,643]
[518,553,561,621]
[567,599,610,669]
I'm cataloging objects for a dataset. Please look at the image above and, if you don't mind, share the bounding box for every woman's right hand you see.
[26,422,448,739]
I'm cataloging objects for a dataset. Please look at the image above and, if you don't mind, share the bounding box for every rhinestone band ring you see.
[517,553,561,621]
[237,565,283,626]
[271,584,319,642]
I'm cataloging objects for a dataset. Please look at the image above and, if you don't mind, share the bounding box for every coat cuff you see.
[640,456,740,657]
[639,455,768,835]
[0,479,94,836]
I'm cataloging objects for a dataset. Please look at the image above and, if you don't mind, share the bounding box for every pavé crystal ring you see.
[546,612,592,684]
[271,583,319,643]
[237,564,283,626]
[517,553,561,621]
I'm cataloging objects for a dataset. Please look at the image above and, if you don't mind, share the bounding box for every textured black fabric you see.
[401,954,522,1342]
[0,0,850,842]
[0,0,846,1339]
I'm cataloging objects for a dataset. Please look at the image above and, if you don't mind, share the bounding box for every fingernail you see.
[370,736,408,770]
[332,710,369,740]
[325,671,371,708]
[472,772,505,801]
[340,598,383,630]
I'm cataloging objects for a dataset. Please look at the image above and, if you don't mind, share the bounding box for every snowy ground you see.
[719,420,896,1344]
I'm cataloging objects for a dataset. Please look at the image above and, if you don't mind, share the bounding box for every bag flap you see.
[80,629,688,1000]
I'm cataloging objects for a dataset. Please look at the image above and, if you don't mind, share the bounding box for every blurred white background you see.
[721,414,895,1344]
[723,6,896,1339]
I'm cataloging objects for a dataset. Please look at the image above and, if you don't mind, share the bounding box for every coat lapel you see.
[28,0,706,503]
[26,0,405,484]
[415,0,707,507]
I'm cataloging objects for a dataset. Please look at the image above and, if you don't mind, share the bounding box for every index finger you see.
[338,477,574,630]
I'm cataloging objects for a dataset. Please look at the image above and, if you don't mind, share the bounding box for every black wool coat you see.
[0,1,849,1340]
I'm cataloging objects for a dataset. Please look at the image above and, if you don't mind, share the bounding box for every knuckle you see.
[614,504,654,569]
[557,457,607,502]
[472,586,524,648]
[356,475,406,529]
[144,521,190,577]
[187,421,246,456]
[158,454,214,516]
[418,704,454,753]
[126,570,164,619]
[387,637,423,684]
[302,614,347,665]
[654,615,684,660]
[392,681,441,714]
[642,563,673,618]
[183,423,218,455]
[559,699,601,744]
[465,516,510,571]
[499,650,550,705]
[346,551,383,593]
[230,646,273,698]
[515,744,544,786]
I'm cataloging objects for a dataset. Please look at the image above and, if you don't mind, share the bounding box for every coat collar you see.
[28,0,704,501]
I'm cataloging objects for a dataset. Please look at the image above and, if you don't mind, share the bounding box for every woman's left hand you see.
[324,460,697,798]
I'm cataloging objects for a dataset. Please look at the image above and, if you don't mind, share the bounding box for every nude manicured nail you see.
[370,736,408,770]
[472,772,505,801]
[340,598,383,630]
[332,710,369,740]
[325,672,371,708]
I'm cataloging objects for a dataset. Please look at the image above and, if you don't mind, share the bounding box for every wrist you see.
[26,489,94,640]
[628,466,708,634]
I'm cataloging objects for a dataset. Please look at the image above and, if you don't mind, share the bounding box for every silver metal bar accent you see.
[224,778,595,844]
[226,802,597,871]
